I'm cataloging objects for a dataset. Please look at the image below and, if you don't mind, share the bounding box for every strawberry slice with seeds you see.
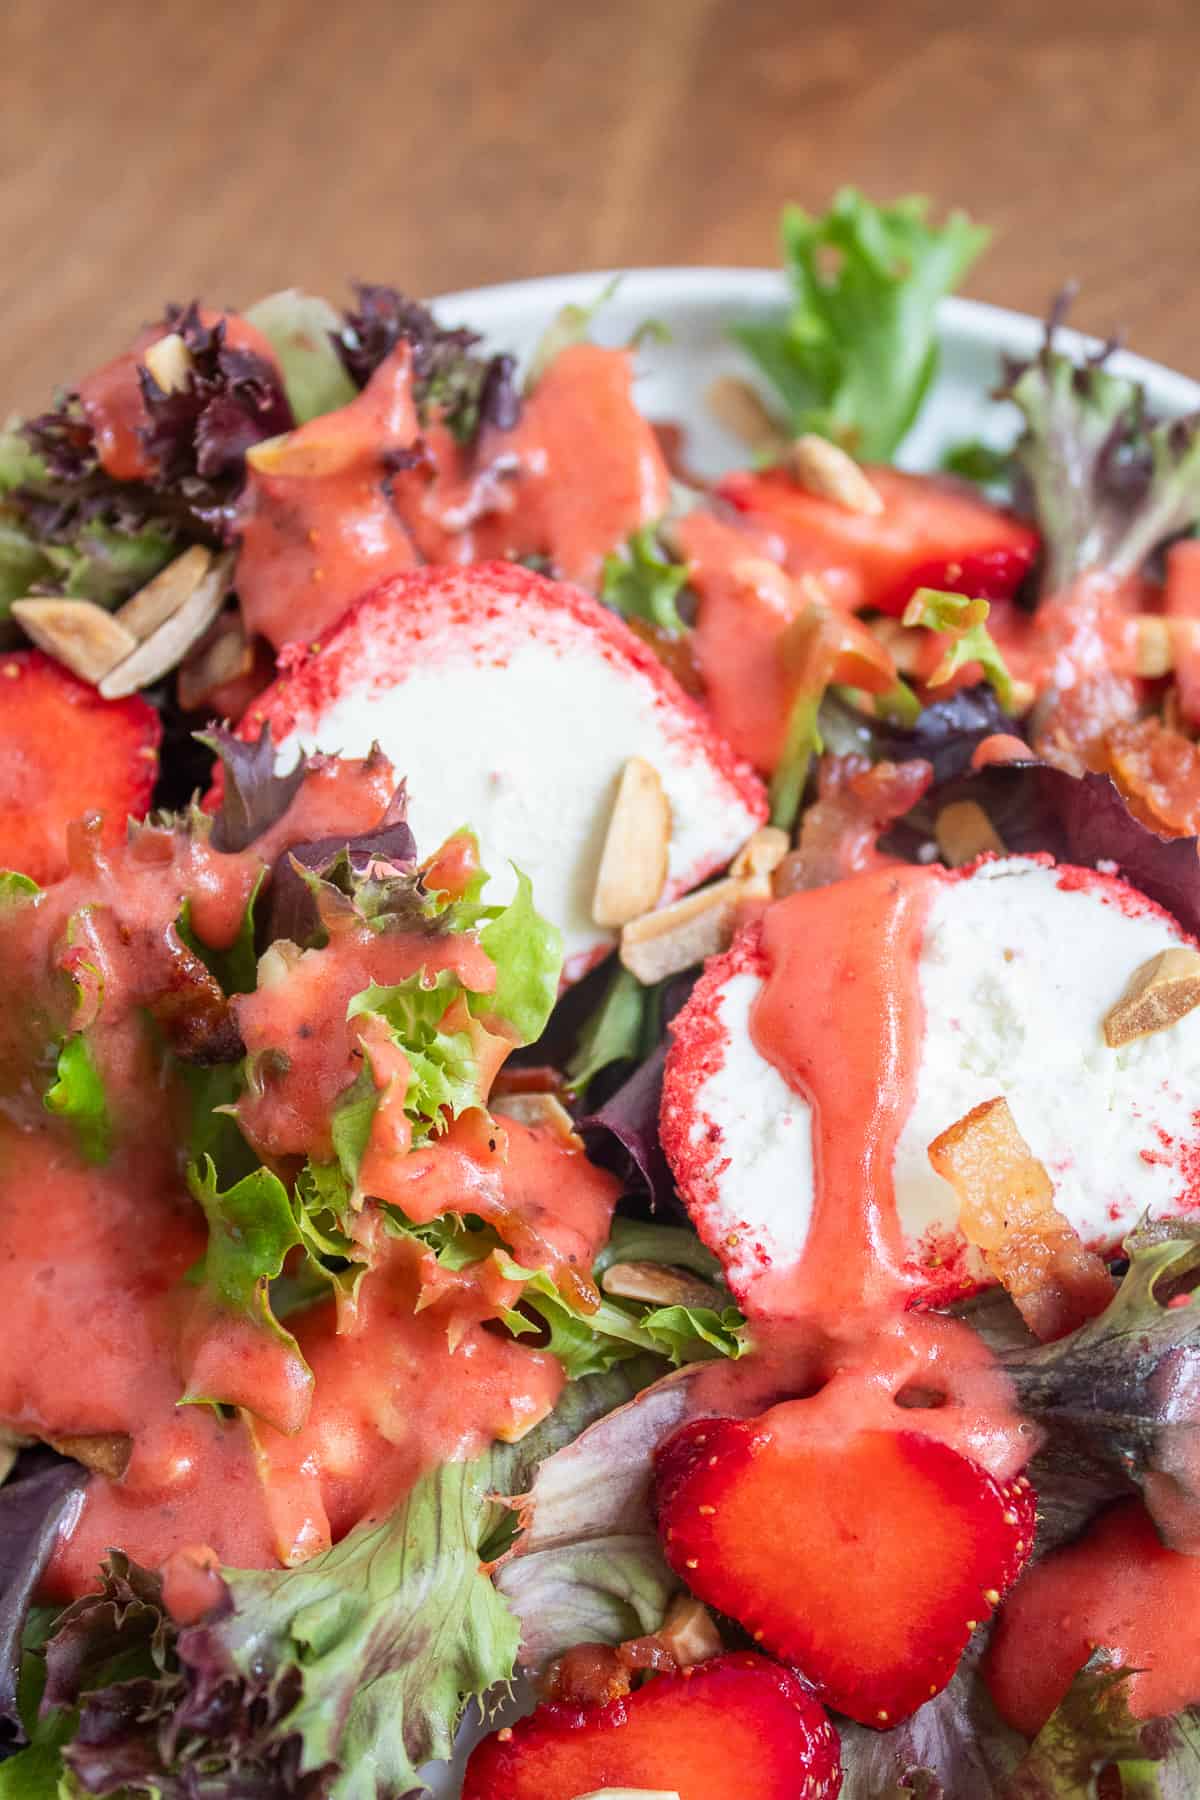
[462,1651,841,1800]
[0,651,160,882]
[719,465,1038,617]
[654,1413,1036,1728]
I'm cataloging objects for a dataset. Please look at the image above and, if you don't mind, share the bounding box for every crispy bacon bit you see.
[935,799,1006,868]
[1096,715,1200,838]
[1104,946,1200,1048]
[773,754,933,894]
[928,1096,1114,1342]
[537,1643,634,1707]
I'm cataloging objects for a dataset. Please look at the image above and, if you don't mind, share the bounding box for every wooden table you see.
[4,0,1197,413]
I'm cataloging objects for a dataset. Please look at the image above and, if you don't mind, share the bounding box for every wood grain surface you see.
[3,0,1197,413]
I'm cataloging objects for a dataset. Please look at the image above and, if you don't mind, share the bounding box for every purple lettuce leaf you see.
[0,1452,87,1743]
[334,283,520,442]
[198,725,310,854]
[932,760,1200,937]
[138,302,294,541]
[266,780,418,946]
[580,972,695,1209]
[830,683,1023,786]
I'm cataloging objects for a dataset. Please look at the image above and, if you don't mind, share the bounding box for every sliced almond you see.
[45,1431,133,1479]
[1104,946,1200,1047]
[600,1261,722,1309]
[142,331,193,394]
[177,613,255,713]
[620,875,753,984]
[115,545,215,643]
[99,552,234,699]
[705,375,789,459]
[12,598,137,684]
[245,430,357,479]
[729,824,790,883]
[490,1091,581,1146]
[592,757,672,929]
[790,434,885,515]
[1135,614,1174,678]
[656,1593,723,1670]
[935,801,1006,868]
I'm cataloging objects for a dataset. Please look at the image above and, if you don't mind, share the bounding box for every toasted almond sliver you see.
[115,545,215,643]
[490,1091,581,1146]
[706,375,789,459]
[1104,945,1200,1047]
[1135,614,1174,679]
[593,757,672,929]
[599,1261,722,1309]
[729,825,791,882]
[790,434,885,515]
[142,331,193,394]
[245,430,355,479]
[935,800,1006,869]
[657,1593,723,1670]
[99,552,235,699]
[177,614,255,713]
[12,598,137,684]
[620,875,751,984]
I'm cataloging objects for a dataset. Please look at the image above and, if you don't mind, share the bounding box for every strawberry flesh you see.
[654,1412,1036,1728]
[462,1651,841,1800]
[718,465,1038,618]
[0,652,160,883]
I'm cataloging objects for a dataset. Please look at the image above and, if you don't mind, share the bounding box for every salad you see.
[2,190,1200,1799]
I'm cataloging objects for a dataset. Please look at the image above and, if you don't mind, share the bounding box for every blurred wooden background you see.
[3,0,1197,411]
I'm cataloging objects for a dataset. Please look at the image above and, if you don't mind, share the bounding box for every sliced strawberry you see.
[718,465,1038,618]
[0,651,160,882]
[462,1651,841,1800]
[654,1412,1036,1728]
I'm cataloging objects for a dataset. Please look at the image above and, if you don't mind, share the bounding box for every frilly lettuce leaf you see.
[601,526,689,636]
[17,1369,653,1797]
[180,1157,311,1428]
[733,189,989,459]
[469,864,562,1045]
[1004,311,1200,594]
[902,588,1018,711]
[43,1033,111,1166]
[346,969,482,1148]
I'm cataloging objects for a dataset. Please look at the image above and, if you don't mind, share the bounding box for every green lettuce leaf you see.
[733,189,989,459]
[1004,1652,1165,1799]
[600,526,689,636]
[244,289,359,423]
[181,1156,311,1422]
[345,968,482,1149]
[525,277,621,389]
[566,963,648,1096]
[903,587,1017,710]
[769,686,823,829]
[31,1366,656,1797]
[176,868,265,999]
[43,1033,111,1165]
[471,864,562,1045]
[1005,330,1200,594]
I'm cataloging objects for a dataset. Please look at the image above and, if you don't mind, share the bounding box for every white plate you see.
[418,269,1200,1797]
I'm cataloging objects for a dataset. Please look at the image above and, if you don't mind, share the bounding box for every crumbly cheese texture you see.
[266,573,764,977]
[674,857,1200,1302]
